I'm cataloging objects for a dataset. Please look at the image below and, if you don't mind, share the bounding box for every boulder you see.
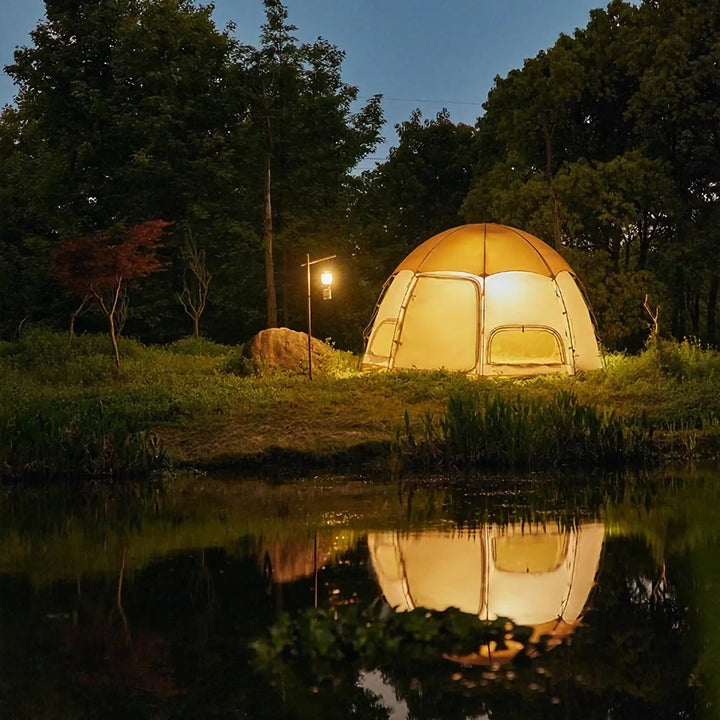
[242,327,333,374]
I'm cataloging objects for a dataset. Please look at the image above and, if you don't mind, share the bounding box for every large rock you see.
[242,327,333,374]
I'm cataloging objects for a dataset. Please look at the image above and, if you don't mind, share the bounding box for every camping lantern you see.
[301,252,337,380]
[320,270,333,300]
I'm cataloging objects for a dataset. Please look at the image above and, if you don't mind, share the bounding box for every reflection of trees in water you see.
[64,545,189,701]
[1,546,292,718]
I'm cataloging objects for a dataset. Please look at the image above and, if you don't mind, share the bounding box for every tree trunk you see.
[263,153,278,328]
[692,290,700,337]
[281,245,289,327]
[69,295,90,340]
[108,278,122,366]
[542,122,561,248]
[708,275,719,346]
[193,315,200,339]
[638,216,650,270]
[108,312,120,366]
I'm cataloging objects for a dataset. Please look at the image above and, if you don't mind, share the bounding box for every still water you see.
[1,467,720,719]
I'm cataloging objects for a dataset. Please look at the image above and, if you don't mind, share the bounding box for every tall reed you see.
[0,398,167,483]
[395,389,654,470]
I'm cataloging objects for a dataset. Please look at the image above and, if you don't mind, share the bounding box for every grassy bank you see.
[1,329,720,481]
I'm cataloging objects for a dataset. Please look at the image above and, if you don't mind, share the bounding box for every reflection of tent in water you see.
[368,523,604,663]
[361,224,602,377]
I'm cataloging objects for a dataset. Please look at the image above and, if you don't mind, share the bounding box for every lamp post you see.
[301,253,336,379]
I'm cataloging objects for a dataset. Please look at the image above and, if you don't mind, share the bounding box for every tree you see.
[352,110,477,282]
[0,106,60,337]
[3,0,247,341]
[177,230,212,339]
[463,36,586,246]
[3,0,381,345]
[624,0,720,342]
[5,0,239,233]
[460,0,720,348]
[555,151,678,270]
[242,0,382,328]
[53,220,170,364]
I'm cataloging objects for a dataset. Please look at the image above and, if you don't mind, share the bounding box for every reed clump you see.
[0,398,167,482]
[395,389,654,470]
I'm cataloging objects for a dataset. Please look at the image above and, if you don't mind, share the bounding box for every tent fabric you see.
[395,224,573,278]
[361,223,602,377]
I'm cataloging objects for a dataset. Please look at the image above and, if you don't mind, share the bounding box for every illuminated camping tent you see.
[368,522,605,663]
[361,223,602,377]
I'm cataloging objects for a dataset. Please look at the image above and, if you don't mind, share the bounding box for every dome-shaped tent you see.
[361,223,602,377]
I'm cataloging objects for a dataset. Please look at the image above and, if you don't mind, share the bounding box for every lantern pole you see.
[300,254,336,380]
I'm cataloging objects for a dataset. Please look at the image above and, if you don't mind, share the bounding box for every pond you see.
[1,466,719,719]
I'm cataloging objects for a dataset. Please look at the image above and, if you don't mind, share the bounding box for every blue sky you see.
[1,0,609,168]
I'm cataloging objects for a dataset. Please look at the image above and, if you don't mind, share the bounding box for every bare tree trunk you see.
[264,154,278,328]
[69,295,90,340]
[108,314,120,366]
[106,277,123,366]
[542,122,561,248]
[178,230,212,338]
[708,275,719,346]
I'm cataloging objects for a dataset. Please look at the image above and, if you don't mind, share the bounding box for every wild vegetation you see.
[1,329,719,482]
[0,0,719,481]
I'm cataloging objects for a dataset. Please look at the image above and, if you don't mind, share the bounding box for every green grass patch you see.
[2,328,720,481]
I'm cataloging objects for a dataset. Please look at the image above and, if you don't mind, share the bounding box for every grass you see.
[1,328,720,481]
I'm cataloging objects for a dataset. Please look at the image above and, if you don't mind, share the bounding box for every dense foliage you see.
[1,0,719,352]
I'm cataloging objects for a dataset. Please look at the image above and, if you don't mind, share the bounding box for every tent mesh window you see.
[487,326,564,365]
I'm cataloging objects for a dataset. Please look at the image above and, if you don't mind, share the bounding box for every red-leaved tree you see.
[53,220,171,365]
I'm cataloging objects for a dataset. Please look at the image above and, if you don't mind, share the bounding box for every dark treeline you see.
[1,0,718,353]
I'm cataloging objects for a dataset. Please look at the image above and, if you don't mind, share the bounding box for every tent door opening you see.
[393,275,479,372]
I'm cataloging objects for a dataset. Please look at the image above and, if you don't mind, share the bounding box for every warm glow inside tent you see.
[368,522,605,662]
[361,223,603,377]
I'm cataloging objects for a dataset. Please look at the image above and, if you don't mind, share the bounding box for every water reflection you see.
[0,470,719,719]
[369,522,604,663]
